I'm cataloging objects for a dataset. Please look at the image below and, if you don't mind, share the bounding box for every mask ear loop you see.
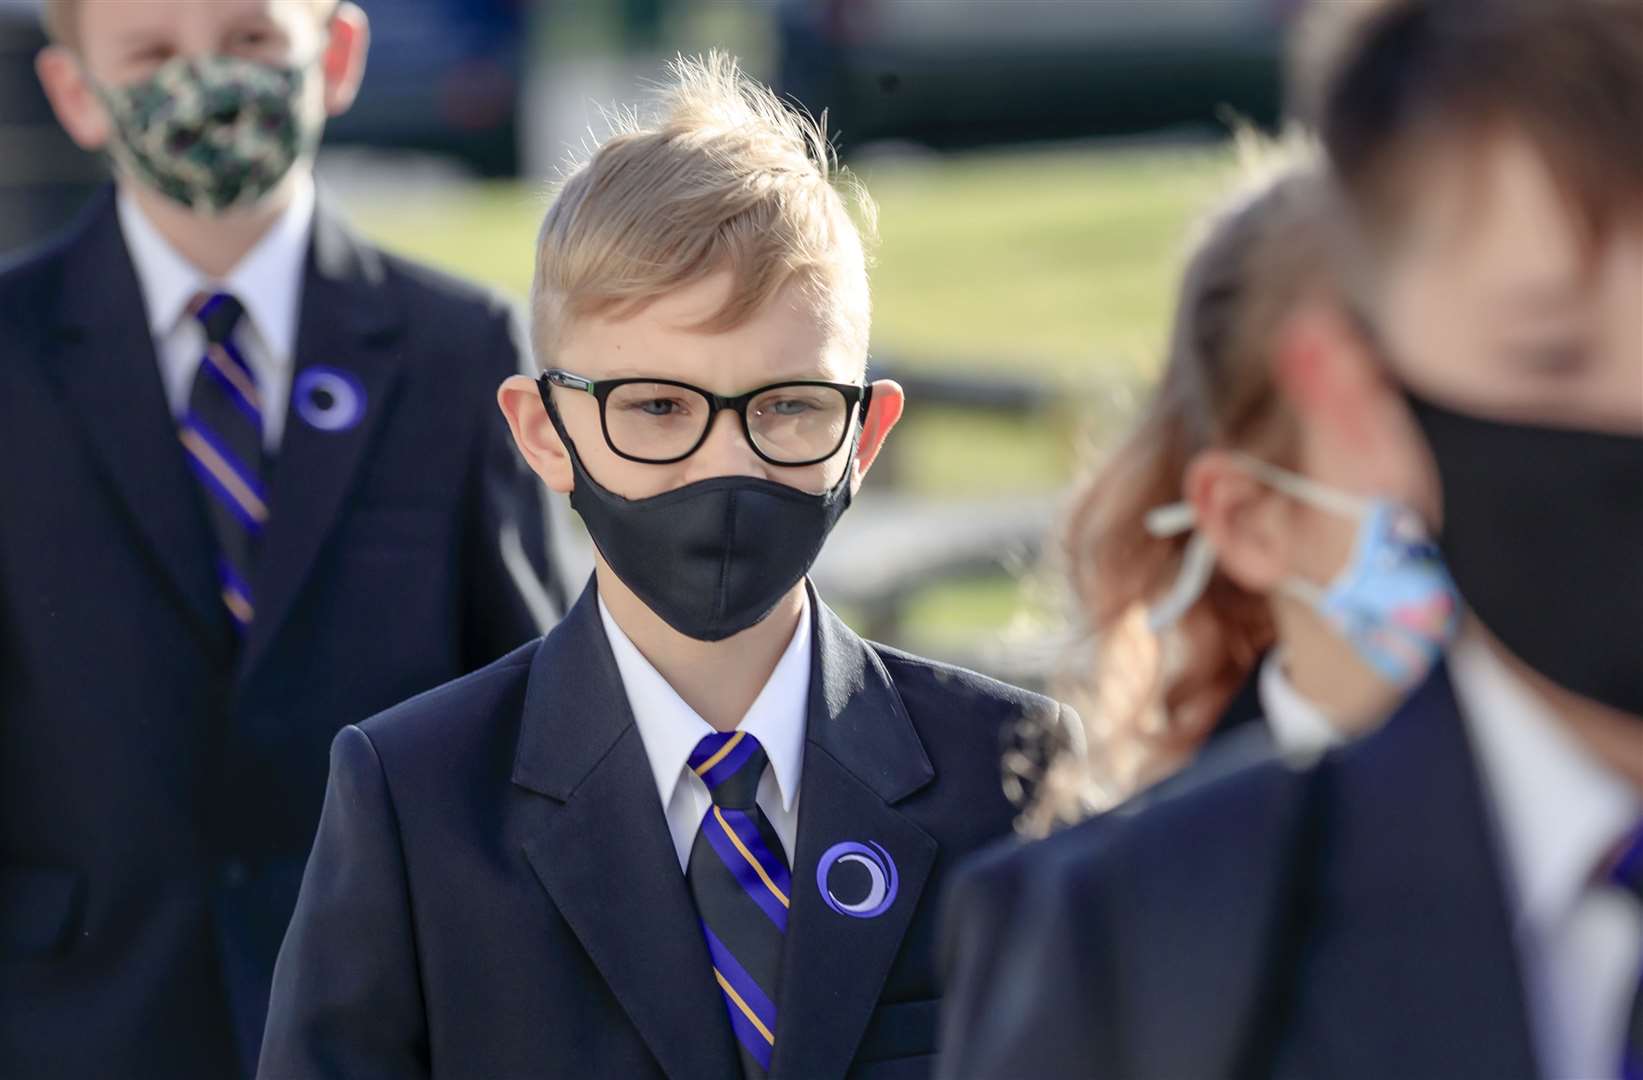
[1141,455,1373,634]
[1143,503,1218,634]
[1226,452,1371,519]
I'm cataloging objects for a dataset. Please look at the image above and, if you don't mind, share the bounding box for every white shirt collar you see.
[115,174,314,362]
[1257,651,1346,758]
[1453,631,1641,928]
[597,593,810,815]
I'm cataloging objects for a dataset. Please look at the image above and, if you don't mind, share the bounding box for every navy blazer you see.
[937,665,1541,1079]
[0,188,565,1079]
[936,663,1274,1074]
[258,581,1073,1080]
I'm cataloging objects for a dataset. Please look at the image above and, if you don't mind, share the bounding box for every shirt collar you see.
[1452,630,1641,928]
[1257,650,1346,758]
[598,594,811,814]
[115,174,315,362]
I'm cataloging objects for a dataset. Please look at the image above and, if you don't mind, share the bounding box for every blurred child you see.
[943,145,1459,1061]
[1011,141,1457,829]
[942,0,1643,1075]
[258,53,1073,1080]
[0,2,559,1074]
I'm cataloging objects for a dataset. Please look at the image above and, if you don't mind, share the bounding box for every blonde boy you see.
[260,54,1072,1080]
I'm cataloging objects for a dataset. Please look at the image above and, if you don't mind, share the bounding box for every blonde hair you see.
[41,0,341,50]
[1022,138,1338,831]
[529,52,875,366]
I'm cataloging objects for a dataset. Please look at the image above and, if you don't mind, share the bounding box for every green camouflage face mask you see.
[95,54,319,215]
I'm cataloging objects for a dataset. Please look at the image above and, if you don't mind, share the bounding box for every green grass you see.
[344,141,1236,382]
[341,141,1239,649]
[858,143,1234,381]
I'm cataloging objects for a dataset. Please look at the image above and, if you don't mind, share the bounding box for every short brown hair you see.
[529,52,873,365]
[1313,0,1643,248]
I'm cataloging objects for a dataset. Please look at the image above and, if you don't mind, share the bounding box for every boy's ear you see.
[497,375,574,495]
[1184,449,1292,595]
[319,2,369,118]
[36,45,112,151]
[849,378,905,492]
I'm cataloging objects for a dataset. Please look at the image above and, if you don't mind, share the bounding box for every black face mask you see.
[545,401,856,642]
[1405,389,1643,716]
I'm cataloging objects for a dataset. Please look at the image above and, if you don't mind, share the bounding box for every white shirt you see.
[598,595,810,872]
[1453,632,1643,1080]
[1257,652,1346,758]
[116,175,315,451]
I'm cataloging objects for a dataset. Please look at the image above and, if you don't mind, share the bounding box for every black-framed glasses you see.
[539,369,873,467]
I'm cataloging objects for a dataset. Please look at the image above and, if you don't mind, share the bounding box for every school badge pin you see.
[294,366,366,432]
[816,840,899,919]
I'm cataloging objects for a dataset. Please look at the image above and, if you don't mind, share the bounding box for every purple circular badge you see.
[294,366,366,433]
[816,841,899,919]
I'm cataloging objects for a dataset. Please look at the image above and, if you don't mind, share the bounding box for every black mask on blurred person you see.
[544,396,856,643]
[1404,389,1643,716]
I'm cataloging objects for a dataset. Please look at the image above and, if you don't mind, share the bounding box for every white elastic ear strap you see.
[1228,452,1369,520]
[1145,531,1218,634]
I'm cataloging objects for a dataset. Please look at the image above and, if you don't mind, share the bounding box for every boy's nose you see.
[683,408,764,482]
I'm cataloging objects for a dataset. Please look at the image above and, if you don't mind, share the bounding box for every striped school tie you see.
[1607,823,1643,1080]
[177,291,266,631]
[686,731,790,1078]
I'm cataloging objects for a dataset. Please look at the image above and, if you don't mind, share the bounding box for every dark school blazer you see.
[937,665,1540,1079]
[0,186,565,1078]
[259,580,1076,1079]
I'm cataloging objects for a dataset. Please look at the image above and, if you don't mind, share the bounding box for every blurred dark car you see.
[777,0,1305,151]
[327,0,527,176]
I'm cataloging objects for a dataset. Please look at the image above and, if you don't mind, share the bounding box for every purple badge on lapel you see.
[294,366,366,432]
[816,841,899,919]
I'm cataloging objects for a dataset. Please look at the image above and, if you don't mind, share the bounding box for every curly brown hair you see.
[1022,141,1339,830]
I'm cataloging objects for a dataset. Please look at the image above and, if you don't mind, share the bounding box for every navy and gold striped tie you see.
[687,731,790,1078]
[177,291,267,631]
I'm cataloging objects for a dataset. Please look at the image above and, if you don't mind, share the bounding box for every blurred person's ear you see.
[498,375,574,495]
[848,379,905,495]
[36,46,113,151]
[1275,305,1440,524]
[320,3,369,118]
[1184,449,1292,595]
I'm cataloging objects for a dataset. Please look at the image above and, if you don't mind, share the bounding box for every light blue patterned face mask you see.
[1145,455,1462,689]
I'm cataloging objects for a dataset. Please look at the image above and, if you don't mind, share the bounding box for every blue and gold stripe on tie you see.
[179,290,264,631]
[686,731,789,1078]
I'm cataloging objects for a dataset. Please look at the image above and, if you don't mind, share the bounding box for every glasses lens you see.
[747,384,852,464]
[603,382,713,462]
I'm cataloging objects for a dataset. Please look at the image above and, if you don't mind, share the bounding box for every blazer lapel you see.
[40,188,232,651]
[1297,666,1541,1079]
[512,583,741,1080]
[240,203,404,675]
[769,592,938,1080]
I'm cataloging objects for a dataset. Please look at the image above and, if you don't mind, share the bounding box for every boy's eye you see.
[624,397,689,418]
[1508,342,1592,377]
[225,22,287,54]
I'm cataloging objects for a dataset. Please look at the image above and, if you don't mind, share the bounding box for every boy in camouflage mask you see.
[38,0,356,221]
[8,3,563,1077]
